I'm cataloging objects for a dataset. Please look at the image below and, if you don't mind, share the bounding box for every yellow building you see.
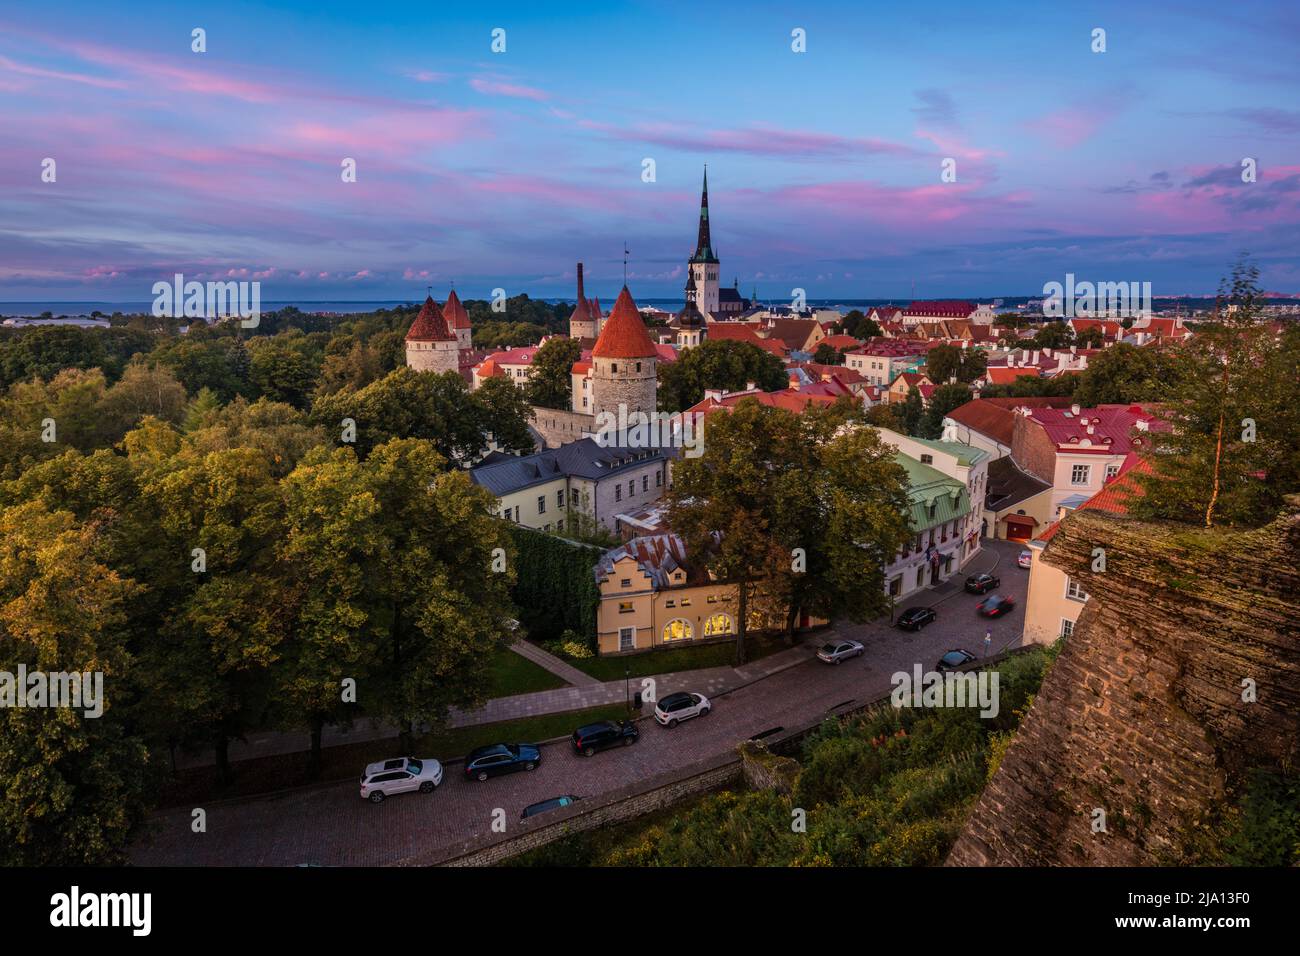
[593,533,824,655]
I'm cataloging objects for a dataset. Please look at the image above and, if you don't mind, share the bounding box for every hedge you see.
[506,524,602,649]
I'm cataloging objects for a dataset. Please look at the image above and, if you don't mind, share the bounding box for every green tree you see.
[524,336,581,410]
[1031,323,1075,350]
[657,339,787,413]
[1132,259,1300,527]
[919,382,973,438]
[924,344,962,384]
[1072,343,1177,406]
[899,388,924,436]
[0,501,152,864]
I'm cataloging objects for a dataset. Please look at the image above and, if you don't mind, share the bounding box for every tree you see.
[0,501,152,864]
[841,311,881,339]
[919,382,973,439]
[1131,259,1299,527]
[1072,342,1176,406]
[899,388,924,436]
[524,337,581,410]
[474,375,537,454]
[99,360,188,440]
[924,344,963,384]
[656,339,787,413]
[813,343,843,366]
[1031,323,1075,350]
[152,332,253,403]
[1074,326,1105,349]
[248,333,321,409]
[959,349,987,383]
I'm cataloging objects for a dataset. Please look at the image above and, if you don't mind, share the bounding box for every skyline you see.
[3,1,1300,300]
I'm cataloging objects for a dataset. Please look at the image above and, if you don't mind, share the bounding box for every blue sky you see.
[2,0,1299,301]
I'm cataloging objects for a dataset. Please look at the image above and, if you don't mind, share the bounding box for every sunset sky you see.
[3,0,1299,301]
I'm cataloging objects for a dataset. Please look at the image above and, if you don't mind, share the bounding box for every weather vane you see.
[623,242,630,284]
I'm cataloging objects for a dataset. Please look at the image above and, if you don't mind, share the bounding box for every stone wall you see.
[1010,412,1057,485]
[591,356,656,421]
[947,499,1300,866]
[529,406,595,449]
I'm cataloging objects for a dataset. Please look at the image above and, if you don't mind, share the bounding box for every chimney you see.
[1086,423,1095,435]
[1031,349,1040,364]
[576,262,585,301]
[1070,403,1081,416]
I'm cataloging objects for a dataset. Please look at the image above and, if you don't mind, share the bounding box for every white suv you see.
[654,692,711,727]
[359,756,443,803]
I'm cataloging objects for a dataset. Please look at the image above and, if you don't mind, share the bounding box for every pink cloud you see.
[582,120,925,159]
[469,76,549,102]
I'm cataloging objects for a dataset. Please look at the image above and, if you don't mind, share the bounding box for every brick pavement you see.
[133,540,1033,866]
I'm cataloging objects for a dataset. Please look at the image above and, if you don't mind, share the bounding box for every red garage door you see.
[1004,515,1036,542]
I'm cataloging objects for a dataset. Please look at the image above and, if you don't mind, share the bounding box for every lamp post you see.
[624,665,631,715]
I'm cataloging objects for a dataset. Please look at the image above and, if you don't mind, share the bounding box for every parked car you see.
[463,743,541,781]
[964,572,1000,594]
[976,593,1018,618]
[521,795,580,820]
[1017,550,1033,569]
[359,756,442,803]
[571,719,639,756]
[896,607,937,631]
[654,691,711,727]
[817,639,865,664]
[937,649,977,672]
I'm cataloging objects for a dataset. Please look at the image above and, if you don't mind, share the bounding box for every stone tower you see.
[405,295,459,374]
[569,263,597,339]
[688,166,720,317]
[443,288,472,351]
[676,271,707,349]
[591,285,658,421]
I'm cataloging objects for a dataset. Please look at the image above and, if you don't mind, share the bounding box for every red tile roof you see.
[818,334,863,351]
[592,286,658,359]
[442,289,471,330]
[406,296,456,342]
[903,299,976,319]
[1027,404,1162,456]
[945,397,1076,446]
[707,322,787,356]
[1078,453,1151,515]
[985,366,1044,385]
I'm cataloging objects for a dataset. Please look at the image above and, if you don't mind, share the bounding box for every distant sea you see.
[3,296,1295,319]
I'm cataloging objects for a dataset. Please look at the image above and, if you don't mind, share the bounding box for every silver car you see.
[817,639,865,664]
[359,756,443,803]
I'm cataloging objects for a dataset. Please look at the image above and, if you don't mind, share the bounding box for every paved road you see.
[131,541,1030,866]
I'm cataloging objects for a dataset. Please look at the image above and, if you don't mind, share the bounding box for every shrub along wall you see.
[507,524,602,648]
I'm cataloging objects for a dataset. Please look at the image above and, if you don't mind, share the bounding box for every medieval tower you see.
[404,295,460,374]
[688,167,720,316]
[568,263,598,339]
[591,286,658,420]
[442,288,472,351]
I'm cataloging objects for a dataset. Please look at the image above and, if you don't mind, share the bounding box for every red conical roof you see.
[443,289,470,330]
[406,296,455,342]
[592,286,657,359]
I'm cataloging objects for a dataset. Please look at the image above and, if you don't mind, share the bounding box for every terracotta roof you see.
[985,366,1044,385]
[569,263,594,325]
[707,322,786,356]
[944,396,1076,446]
[766,319,820,352]
[592,286,658,359]
[818,334,862,351]
[442,289,471,330]
[406,296,455,342]
[1077,453,1151,515]
[1027,404,1162,456]
[903,299,976,319]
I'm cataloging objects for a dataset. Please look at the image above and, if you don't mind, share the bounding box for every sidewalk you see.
[173,634,820,770]
[508,640,601,687]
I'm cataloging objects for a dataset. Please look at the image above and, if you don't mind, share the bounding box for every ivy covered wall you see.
[506,524,602,648]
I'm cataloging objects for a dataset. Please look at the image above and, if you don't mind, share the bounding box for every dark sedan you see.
[571,719,639,756]
[463,743,541,781]
[964,572,1000,595]
[976,594,1018,618]
[937,649,977,672]
[896,607,937,631]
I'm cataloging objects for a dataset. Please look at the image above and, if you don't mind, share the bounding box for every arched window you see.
[663,619,693,643]
[703,613,733,637]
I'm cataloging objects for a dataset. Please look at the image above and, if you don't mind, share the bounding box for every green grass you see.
[486,646,569,697]
[572,632,796,682]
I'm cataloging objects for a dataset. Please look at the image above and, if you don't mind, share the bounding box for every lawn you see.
[160,702,632,808]
[572,632,797,682]
[486,646,569,697]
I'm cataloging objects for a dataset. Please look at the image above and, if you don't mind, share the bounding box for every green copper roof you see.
[905,437,990,468]
[894,452,971,531]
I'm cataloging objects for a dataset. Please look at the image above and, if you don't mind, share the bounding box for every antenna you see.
[623,242,630,284]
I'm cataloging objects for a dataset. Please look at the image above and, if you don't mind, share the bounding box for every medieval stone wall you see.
[947,499,1300,866]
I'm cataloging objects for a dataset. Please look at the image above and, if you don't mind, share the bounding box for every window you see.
[537,495,546,514]
[636,362,642,372]
[656,471,662,487]
[620,578,631,588]
[680,598,691,607]
[663,619,693,642]
[1105,463,1120,480]
[1060,618,1075,639]
[618,601,635,614]
[707,595,717,604]
[570,489,579,506]
[619,627,636,652]
[611,363,618,373]
[1066,578,1089,602]
[1071,464,1091,486]
[889,576,902,597]
[557,490,564,508]
[920,454,933,464]
[502,507,512,521]
[615,485,622,502]
[629,480,635,497]
[642,476,649,492]
[664,599,675,608]
[703,613,733,637]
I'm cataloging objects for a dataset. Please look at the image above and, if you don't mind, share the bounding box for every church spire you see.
[690,166,718,265]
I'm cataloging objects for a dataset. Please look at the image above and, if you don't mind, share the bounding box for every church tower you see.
[688,167,720,317]
[676,271,707,349]
[443,288,472,351]
[405,295,459,374]
[569,263,597,339]
[591,286,657,421]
